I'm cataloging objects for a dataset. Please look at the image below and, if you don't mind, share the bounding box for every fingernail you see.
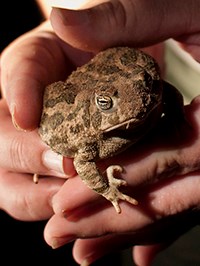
[51,236,75,249]
[10,103,27,132]
[42,149,66,177]
[81,258,90,266]
[49,0,109,10]
[53,5,90,26]
[81,253,95,266]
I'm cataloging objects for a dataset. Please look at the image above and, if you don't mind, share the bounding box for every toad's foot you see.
[104,165,138,214]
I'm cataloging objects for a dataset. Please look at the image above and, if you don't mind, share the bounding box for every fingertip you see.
[50,6,116,52]
[43,213,76,248]
[11,104,42,131]
[8,81,43,131]
[41,149,75,178]
[50,8,93,51]
[133,244,164,266]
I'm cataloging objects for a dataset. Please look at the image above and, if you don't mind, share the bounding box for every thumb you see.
[133,244,168,266]
[49,0,200,53]
[49,0,110,10]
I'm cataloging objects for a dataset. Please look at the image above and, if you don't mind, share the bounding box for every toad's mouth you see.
[104,117,142,132]
[103,117,150,141]
[103,103,163,135]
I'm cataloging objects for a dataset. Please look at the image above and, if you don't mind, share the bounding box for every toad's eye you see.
[95,95,113,110]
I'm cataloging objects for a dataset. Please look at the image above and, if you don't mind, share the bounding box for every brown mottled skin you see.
[38,47,184,213]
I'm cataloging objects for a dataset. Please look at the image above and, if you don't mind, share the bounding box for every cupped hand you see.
[44,96,200,265]
[49,0,200,61]
[0,3,163,224]
[0,20,93,131]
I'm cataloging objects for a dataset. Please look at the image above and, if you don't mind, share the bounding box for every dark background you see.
[0,2,43,52]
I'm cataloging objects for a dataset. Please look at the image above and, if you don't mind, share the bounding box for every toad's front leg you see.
[74,154,138,213]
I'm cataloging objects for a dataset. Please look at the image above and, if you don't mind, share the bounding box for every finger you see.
[49,0,110,10]
[45,200,199,265]
[0,169,65,221]
[73,235,137,265]
[73,238,167,265]
[45,171,200,248]
[52,204,200,266]
[133,244,168,266]
[74,215,199,266]
[0,99,75,177]
[0,21,69,130]
[50,0,200,52]
[74,207,200,265]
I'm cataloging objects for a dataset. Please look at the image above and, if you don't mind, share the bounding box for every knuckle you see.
[9,135,31,172]
[9,189,40,221]
[16,191,41,220]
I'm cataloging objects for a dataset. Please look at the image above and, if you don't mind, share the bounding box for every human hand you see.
[43,96,200,265]
[49,0,200,62]
[0,20,93,131]
[0,8,162,223]
[0,98,70,220]
[1,1,200,264]
[0,18,94,221]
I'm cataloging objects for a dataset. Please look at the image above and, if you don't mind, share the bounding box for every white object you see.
[165,39,200,103]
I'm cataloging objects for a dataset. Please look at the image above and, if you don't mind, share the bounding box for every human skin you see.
[49,0,200,58]
[1,0,200,265]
